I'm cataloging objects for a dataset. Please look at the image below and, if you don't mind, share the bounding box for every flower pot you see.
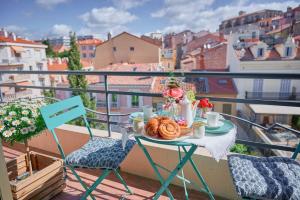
[6,151,65,200]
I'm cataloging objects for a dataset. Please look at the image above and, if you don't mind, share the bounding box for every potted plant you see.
[0,98,65,200]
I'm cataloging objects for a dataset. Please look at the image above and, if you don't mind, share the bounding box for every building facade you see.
[94,32,161,68]
[48,36,70,48]
[78,38,102,60]
[0,29,49,100]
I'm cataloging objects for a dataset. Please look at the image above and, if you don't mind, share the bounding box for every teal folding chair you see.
[40,96,135,200]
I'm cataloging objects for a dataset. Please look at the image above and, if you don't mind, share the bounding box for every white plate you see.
[137,129,192,142]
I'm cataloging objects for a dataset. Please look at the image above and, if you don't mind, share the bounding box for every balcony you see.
[0,70,299,200]
[245,91,300,100]
[0,58,23,66]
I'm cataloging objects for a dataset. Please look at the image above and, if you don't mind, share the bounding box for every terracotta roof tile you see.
[0,36,43,45]
[266,48,281,60]
[98,63,159,86]
[78,39,102,46]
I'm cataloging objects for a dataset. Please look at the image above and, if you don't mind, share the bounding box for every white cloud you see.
[78,7,137,39]
[152,0,300,33]
[36,0,70,9]
[112,0,149,10]
[50,24,72,37]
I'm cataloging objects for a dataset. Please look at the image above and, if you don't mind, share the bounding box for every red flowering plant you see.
[198,98,213,117]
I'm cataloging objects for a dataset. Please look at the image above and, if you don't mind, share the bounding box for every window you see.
[113,47,117,51]
[257,48,264,57]
[253,79,263,98]
[111,94,118,107]
[89,53,94,58]
[89,45,93,50]
[222,104,232,115]
[81,46,86,50]
[131,95,139,107]
[130,47,134,51]
[279,79,291,98]
[252,31,256,39]
[17,67,23,71]
[29,66,33,71]
[285,47,292,57]
[82,53,87,58]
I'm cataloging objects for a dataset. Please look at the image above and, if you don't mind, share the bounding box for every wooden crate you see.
[6,151,65,200]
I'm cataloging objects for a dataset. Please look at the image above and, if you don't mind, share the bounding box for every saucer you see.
[205,121,224,129]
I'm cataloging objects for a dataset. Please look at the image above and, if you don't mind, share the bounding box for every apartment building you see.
[227,34,300,124]
[94,32,161,68]
[219,9,283,35]
[0,29,49,99]
[78,38,102,60]
[48,36,70,48]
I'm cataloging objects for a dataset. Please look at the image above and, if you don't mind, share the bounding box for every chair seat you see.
[228,154,300,200]
[65,137,135,169]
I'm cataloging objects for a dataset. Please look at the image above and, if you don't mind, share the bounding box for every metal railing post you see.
[104,75,111,137]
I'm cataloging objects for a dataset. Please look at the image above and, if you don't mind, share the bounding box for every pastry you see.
[145,117,160,136]
[158,119,180,140]
[177,119,192,136]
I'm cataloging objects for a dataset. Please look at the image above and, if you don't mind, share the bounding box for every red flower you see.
[199,98,213,108]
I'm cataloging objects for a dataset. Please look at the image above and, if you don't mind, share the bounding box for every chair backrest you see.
[40,96,92,159]
[40,96,86,131]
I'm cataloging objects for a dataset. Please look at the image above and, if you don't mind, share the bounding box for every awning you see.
[16,81,32,86]
[249,104,300,115]
[11,46,25,53]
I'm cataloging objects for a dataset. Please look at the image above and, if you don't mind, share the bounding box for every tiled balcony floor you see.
[3,144,219,200]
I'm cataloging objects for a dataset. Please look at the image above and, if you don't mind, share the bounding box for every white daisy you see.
[21,128,29,135]
[10,127,16,133]
[4,116,12,122]
[12,120,21,126]
[27,120,33,125]
[0,124,4,132]
[0,110,5,115]
[22,110,29,115]
[3,130,12,138]
[21,117,29,122]
[9,111,16,116]
[29,125,36,132]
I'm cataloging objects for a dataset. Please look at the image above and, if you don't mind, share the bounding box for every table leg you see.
[135,137,175,200]
[178,146,188,200]
[152,145,198,200]
[182,146,215,200]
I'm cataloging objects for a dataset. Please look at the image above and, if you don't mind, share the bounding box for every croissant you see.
[145,117,160,136]
[158,119,180,140]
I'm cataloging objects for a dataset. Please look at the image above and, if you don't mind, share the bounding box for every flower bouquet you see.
[0,98,47,175]
[162,76,184,118]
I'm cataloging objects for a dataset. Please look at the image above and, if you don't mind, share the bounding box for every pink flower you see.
[163,88,184,100]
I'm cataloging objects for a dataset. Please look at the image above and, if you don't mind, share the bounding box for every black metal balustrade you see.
[0,70,300,154]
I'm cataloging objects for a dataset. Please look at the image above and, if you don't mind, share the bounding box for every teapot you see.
[179,95,200,127]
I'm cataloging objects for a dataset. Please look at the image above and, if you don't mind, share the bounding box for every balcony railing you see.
[0,57,23,65]
[245,91,300,100]
[0,70,300,155]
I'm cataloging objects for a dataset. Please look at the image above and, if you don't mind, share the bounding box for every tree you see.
[67,32,96,126]
[175,44,183,70]
[42,39,55,57]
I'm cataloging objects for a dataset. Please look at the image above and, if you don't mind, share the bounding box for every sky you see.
[0,0,299,40]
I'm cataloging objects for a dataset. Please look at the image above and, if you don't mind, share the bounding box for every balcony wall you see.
[23,124,239,200]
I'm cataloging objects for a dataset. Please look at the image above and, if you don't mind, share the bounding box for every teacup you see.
[206,112,219,127]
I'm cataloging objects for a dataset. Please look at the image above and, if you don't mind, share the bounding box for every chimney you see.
[9,32,16,41]
[0,28,8,37]
[239,11,246,16]
[198,46,205,70]
[107,32,112,40]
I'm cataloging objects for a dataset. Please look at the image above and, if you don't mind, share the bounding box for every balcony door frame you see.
[253,79,264,98]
